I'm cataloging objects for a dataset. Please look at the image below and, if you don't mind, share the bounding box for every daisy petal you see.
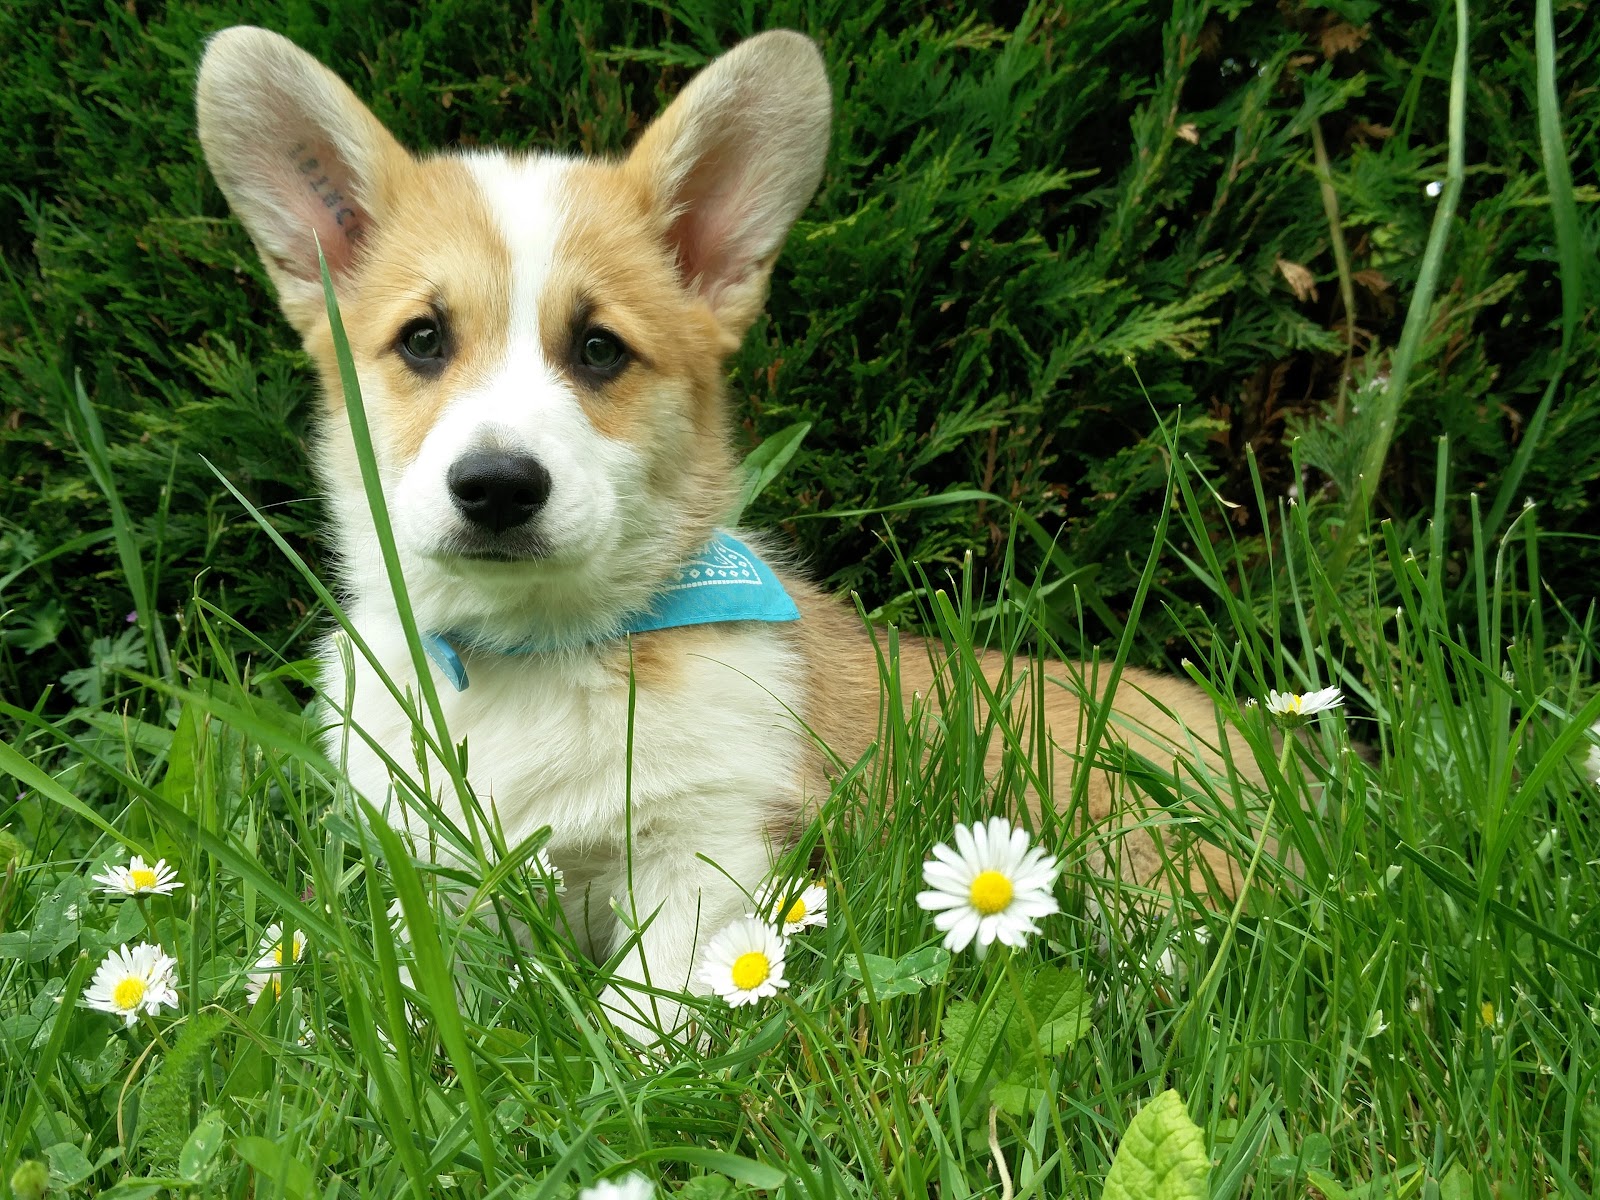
[916,818,1061,957]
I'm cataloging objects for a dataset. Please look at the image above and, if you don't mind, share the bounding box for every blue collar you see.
[419,531,800,691]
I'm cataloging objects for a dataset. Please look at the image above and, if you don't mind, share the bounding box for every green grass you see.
[4,0,1600,1196]
[4,384,1599,1194]
[7,259,1600,1194]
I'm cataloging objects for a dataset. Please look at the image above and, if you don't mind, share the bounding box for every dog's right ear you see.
[196,27,410,329]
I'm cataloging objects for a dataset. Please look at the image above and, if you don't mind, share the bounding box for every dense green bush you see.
[2,0,1596,703]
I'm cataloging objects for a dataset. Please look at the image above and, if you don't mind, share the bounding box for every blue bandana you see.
[420,531,800,691]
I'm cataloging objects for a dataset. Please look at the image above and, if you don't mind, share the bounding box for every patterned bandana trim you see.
[421,531,800,691]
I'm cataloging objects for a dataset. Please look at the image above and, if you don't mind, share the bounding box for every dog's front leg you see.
[590,817,774,1045]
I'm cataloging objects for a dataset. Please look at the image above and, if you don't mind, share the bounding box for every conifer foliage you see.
[2,0,1595,694]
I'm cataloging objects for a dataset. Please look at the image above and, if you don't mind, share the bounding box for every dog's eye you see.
[398,319,445,368]
[577,329,627,375]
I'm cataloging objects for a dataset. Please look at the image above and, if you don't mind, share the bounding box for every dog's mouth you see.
[436,529,553,565]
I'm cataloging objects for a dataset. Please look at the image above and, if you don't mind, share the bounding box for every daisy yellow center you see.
[730,951,771,991]
[968,870,1014,915]
[129,868,158,890]
[273,945,284,965]
[1285,695,1304,714]
[113,977,146,1010]
[784,897,808,924]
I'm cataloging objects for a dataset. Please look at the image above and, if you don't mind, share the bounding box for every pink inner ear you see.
[664,158,760,303]
[272,136,368,280]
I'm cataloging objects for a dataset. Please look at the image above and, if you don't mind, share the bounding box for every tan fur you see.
[542,163,733,447]
[622,30,830,341]
[302,157,513,461]
[784,582,1250,900]
[602,623,710,691]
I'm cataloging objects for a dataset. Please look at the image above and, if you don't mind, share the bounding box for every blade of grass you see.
[66,372,168,682]
[0,950,95,1178]
[361,795,500,1188]
[1481,0,1585,543]
[1327,0,1469,585]
[0,735,153,853]
[315,243,485,863]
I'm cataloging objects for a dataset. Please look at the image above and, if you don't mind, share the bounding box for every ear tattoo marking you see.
[290,141,357,228]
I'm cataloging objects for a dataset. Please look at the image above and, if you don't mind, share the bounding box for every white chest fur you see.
[323,609,809,1027]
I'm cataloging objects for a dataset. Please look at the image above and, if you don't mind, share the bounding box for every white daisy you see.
[1582,717,1600,788]
[1261,686,1344,723]
[246,923,307,1005]
[697,916,789,1008]
[762,879,827,934]
[92,855,182,898]
[916,818,1061,955]
[84,942,179,1026]
[578,1175,655,1200]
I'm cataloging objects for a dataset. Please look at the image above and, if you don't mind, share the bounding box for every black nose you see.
[447,451,552,533]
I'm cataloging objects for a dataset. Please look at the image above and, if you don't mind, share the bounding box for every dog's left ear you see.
[626,31,830,341]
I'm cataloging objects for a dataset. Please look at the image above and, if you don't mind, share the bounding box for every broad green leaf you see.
[842,945,951,999]
[1304,1170,1352,1200]
[237,1135,315,1200]
[732,421,811,523]
[1017,966,1093,1055]
[68,1036,127,1095]
[3,599,64,652]
[162,703,201,809]
[44,1142,96,1189]
[1305,1165,1424,1200]
[81,901,147,955]
[943,966,1093,1089]
[676,1177,736,1200]
[179,1110,226,1181]
[0,877,85,962]
[1269,1130,1333,1177]
[1103,1090,1209,1200]
[1437,1164,1472,1200]
[1352,1166,1422,1199]
[991,1080,1046,1117]
[941,998,1008,1086]
[94,1184,164,1200]
[635,1147,785,1187]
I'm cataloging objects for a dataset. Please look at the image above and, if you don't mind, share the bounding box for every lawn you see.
[2,1,1598,1198]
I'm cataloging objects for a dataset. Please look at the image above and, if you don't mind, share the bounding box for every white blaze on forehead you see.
[380,148,646,595]
[461,151,575,343]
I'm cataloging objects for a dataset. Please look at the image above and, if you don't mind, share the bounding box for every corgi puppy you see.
[196,27,1251,1040]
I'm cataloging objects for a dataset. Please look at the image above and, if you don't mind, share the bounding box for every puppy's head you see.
[196,28,829,642]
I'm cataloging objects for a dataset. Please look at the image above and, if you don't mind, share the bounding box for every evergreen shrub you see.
[2,0,1595,700]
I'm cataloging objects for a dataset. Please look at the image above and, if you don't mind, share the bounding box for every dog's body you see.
[197,27,1249,1039]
